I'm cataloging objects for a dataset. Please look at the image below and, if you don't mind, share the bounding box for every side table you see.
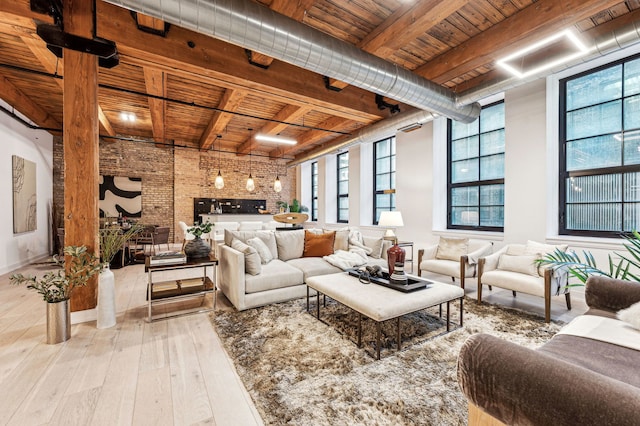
[396,241,414,273]
[145,254,218,322]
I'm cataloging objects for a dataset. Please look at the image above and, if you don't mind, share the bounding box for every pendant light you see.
[214,134,224,189]
[246,128,255,192]
[273,146,282,192]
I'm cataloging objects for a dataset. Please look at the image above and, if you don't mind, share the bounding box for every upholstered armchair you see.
[418,237,493,289]
[478,241,572,323]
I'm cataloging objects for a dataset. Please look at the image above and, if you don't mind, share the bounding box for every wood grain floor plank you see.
[132,366,175,425]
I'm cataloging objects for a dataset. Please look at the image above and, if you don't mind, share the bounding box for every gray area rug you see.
[212,296,562,426]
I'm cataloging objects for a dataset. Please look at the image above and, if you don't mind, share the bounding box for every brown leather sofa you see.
[457,275,640,426]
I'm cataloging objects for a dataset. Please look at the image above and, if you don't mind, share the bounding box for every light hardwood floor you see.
[1,257,588,426]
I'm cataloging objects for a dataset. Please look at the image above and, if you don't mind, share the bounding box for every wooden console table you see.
[145,254,218,322]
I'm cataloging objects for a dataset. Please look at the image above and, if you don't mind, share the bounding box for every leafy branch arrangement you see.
[99,223,143,264]
[10,246,103,303]
[537,230,640,285]
[187,222,213,239]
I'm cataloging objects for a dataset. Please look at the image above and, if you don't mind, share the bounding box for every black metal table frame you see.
[306,286,463,360]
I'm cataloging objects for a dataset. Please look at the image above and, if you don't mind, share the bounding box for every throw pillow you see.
[303,230,335,257]
[436,237,469,261]
[617,301,640,331]
[231,238,261,275]
[326,229,349,251]
[362,236,384,259]
[524,240,568,256]
[246,237,273,264]
[497,254,540,277]
[275,229,305,261]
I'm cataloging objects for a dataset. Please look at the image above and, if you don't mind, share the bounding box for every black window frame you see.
[311,161,318,221]
[373,136,396,225]
[559,53,640,238]
[447,100,505,232]
[337,152,349,223]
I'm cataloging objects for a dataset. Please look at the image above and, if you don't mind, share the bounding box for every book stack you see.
[150,251,187,266]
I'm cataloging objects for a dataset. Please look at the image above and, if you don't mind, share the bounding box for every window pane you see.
[566,100,621,140]
[624,58,640,97]
[624,95,640,130]
[376,174,390,191]
[338,153,349,167]
[623,133,640,165]
[338,197,349,209]
[480,206,504,227]
[480,154,504,181]
[452,159,478,183]
[338,181,348,194]
[566,203,621,231]
[451,186,479,206]
[480,103,505,133]
[566,174,621,203]
[566,65,621,111]
[390,172,395,189]
[624,172,640,201]
[376,158,390,174]
[338,209,349,222]
[338,168,348,181]
[376,194,391,209]
[480,129,505,156]
[623,203,640,231]
[566,135,621,171]
[376,139,390,157]
[452,118,479,140]
[452,136,479,161]
[451,207,479,226]
[480,184,504,206]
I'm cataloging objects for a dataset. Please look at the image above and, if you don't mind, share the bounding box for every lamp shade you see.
[214,170,224,189]
[273,176,282,192]
[246,174,255,192]
[378,211,404,227]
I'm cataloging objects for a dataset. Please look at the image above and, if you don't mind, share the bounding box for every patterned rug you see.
[212,296,562,426]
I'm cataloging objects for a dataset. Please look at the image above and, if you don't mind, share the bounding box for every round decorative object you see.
[47,299,70,344]
[184,237,211,259]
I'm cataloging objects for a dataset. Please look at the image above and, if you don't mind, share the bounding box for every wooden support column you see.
[63,0,100,312]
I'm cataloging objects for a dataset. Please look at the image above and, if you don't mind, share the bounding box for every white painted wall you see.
[0,101,54,274]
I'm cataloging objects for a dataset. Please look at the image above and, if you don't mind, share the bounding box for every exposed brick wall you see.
[53,138,296,244]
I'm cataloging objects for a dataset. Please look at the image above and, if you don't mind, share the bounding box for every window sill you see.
[545,235,626,251]
[433,229,504,242]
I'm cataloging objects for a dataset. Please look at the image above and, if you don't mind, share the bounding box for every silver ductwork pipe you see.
[103,0,481,123]
[456,19,640,106]
[287,109,437,167]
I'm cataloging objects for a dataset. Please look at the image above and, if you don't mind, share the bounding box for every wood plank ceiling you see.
[0,0,639,162]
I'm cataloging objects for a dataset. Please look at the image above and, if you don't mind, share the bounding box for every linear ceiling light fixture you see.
[255,134,297,145]
[497,29,589,79]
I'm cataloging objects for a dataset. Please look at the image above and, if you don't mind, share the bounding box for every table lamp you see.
[378,211,408,284]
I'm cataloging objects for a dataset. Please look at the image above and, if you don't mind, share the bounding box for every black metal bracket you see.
[323,76,343,92]
[130,11,171,37]
[244,49,271,69]
[375,94,400,114]
[30,0,63,26]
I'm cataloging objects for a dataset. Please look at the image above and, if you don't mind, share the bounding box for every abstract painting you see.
[99,175,142,218]
[12,155,37,233]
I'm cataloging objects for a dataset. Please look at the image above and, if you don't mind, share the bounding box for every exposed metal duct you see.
[102,0,481,123]
[456,19,640,106]
[287,109,437,167]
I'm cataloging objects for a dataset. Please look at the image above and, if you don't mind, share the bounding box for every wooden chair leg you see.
[460,274,465,290]
[565,292,572,310]
[512,291,516,297]
[488,285,492,291]
[544,269,551,323]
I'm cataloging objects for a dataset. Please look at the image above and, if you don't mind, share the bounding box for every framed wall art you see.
[12,155,37,233]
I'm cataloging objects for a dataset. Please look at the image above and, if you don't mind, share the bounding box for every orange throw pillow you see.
[303,230,335,257]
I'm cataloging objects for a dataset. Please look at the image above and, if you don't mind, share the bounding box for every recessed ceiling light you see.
[497,29,589,79]
[254,134,297,145]
[120,112,136,122]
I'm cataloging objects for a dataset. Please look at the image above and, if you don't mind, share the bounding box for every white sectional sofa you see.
[218,228,391,311]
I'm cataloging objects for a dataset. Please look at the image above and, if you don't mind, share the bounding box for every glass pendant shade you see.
[214,170,224,189]
[273,175,282,192]
[246,173,255,192]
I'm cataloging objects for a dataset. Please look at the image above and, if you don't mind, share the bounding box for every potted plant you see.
[184,222,214,259]
[276,200,288,213]
[10,245,102,344]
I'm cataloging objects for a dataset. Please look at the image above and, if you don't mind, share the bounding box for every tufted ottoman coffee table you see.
[306,272,464,359]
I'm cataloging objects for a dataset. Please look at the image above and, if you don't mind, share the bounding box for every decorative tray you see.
[347,269,431,293]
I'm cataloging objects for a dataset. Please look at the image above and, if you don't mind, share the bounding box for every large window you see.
[560,54,640,236]
[311,161,318,221]
[337,152,349,223]
[448,101,505,231]
[374,137,396,224]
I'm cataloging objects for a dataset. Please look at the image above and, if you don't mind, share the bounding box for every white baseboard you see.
[71,308,97,324]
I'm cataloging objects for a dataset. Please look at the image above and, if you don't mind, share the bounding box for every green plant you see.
[537,230,640,286]
[10,246,103,303]
[187,222,213,239]
[99,223,143,265]
[275,200,288,211]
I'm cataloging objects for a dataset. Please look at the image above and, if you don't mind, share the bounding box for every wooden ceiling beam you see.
[143,67,167,143]
[415,0,622,85]
[199,88,247,150]
[276,116,352,157]
[95,1,385,124]
[236,104,311,155]
[0,73,62,131]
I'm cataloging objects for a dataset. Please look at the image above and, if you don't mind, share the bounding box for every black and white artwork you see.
[99,175,142,218]
[12,155,37,233]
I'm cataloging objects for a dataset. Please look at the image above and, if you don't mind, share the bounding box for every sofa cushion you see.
[617,300,640,330]
[275,229,305,261]
[436,237,468,261]
[363,235,384,259]
[303,230,335,257]
[524,240,568,256]
[225,229,278,259]
[421,258,476,279]
[231,238,261,276]
[330,229,349,251]
[481,270,545,297]
[287,257,342,281]
[244,259,304,293]
[497,254,540,277]
[246,237,273,264]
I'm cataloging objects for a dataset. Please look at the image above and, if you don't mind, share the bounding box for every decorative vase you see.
[387,243,406,276]
[97,265,116,329]
[184,237,211,259]
[47,299,70,344]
